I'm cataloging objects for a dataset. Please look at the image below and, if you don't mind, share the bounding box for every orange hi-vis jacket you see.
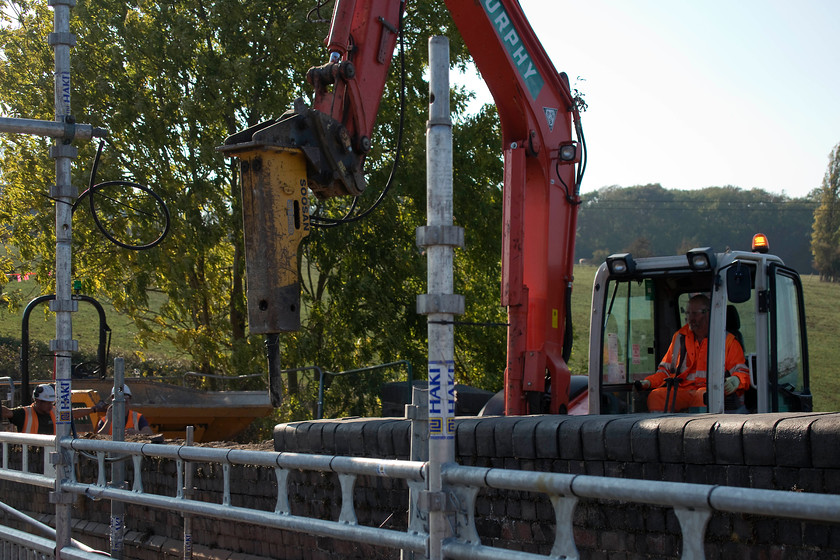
[102,410,143,435]
[645,324,751,393]
[23,405,56,434]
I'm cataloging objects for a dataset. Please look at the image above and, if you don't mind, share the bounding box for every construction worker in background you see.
[96,384,153,435]
[1,384,57,434]
[637,294,751,412]
[0,384,101,434]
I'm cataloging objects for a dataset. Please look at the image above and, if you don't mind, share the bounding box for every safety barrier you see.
[0,524,53,559]
[1,431,840,560]
[0,502,105,560]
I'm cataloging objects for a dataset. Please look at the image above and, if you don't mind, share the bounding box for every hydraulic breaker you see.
[219,143,310,333]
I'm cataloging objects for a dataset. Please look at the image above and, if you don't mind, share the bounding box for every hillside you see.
[575,185,817,274]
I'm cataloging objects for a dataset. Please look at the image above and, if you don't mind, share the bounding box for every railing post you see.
[674,506,711,560]
[183,425,195,559]
[110,358,126,558]
[403,387,429,560]
[417,35,463,560]
[549,494,580,560]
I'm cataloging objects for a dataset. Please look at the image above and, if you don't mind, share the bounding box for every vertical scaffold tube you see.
[416,35,464,560]
[184,425,195,559]
[110,358,127,558]
[49,0,80,554]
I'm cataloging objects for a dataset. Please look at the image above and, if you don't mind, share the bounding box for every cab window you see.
[600,279,656,413]
[770,265,811,411]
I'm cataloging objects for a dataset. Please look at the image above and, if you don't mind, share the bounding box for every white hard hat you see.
[110,384,132,398]
[33,384,56,402]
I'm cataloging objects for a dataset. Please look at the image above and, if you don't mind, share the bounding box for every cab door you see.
[768,263,812,412]
[589,273,659,414]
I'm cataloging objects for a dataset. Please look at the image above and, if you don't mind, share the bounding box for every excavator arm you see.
[220,0,584,415]
[445,0,584,415]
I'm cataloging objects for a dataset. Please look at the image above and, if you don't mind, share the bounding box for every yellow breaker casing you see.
[223,145,311,333]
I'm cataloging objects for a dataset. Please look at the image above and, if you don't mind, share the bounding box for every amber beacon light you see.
[752,233,770,254]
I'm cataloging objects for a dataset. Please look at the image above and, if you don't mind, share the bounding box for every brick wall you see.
[273,413,840,559]
[1,413,839,559]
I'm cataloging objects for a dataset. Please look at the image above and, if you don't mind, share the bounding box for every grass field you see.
[0,279,145,349]
[0,278,180,381]
[2,267,838,412]
[799,274,840,411]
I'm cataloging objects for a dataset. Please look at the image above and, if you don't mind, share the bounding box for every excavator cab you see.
[587,239,812,415]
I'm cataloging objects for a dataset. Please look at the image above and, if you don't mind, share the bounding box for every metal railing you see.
[65,437,427,553]
[0,499,106,559]
[1,431,840,560]
[0,524,55,559]
[442,464,840,560]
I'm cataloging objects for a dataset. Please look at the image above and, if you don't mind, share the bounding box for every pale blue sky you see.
[466,0,840,199]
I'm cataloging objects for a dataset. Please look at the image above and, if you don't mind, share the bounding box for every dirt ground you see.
[79,431,276,451]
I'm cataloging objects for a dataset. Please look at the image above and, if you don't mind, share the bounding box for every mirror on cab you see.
[727,261,752,304]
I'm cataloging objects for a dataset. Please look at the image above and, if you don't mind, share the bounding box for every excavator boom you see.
[220,0,585,414]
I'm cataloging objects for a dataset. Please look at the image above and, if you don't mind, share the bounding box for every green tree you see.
[811,143,840,282]
[0,0,508,411]
[624,236,653,258]
[1,0,330,375]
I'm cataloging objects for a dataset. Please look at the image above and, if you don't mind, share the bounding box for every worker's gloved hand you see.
[634,379,651,391]
[724,376,740,395]
[93,400,108,413]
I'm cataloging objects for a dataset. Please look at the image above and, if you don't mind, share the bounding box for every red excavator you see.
[220,0,586,415]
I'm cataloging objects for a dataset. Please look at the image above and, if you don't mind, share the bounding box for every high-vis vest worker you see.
[102,410,143,435]
[22,405,56,434]
[646,324,750,392]
[644,324,751,411]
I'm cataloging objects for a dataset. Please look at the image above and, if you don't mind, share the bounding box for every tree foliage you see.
[2,0,827,420]
[811,143,840,282]
[576,184,818,273]
[0,0,508,410]
[1,0,330,376]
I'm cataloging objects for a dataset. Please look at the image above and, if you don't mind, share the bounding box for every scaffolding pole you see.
[416,36,463,560]
[49,0,80,555]
[0,1,106,556]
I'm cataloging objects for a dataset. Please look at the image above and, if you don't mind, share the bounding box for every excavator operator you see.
[637,294,751,412]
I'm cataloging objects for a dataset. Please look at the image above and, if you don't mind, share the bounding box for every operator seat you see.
[725,305,751,412]
[726,304,744,352]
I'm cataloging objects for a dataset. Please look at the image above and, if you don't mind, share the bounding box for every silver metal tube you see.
[50,0,78,553]
[0,500,99,553]
[183,425,194,560]
[571,475,713,509]
[403,387,429,560]
[0,117,105,140]
[0,433,54,446]
[425,35,456,560]
[63,481,428,553]
[0,525,55,556]
[444,540,556,560]
[111,358,126,558]
[112,359,127,439]
[67,437,428,480]
[444,465,578,496]
[709,485,840,523]
[441,464,840,525]
[0,469,54,488]
[327,455,427,480]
